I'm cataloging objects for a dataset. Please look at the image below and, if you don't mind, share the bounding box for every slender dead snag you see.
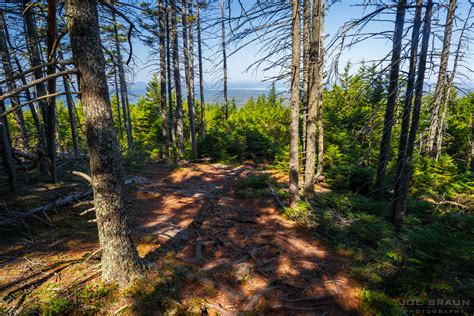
[427,0,456,155]
[171,0,185,158]
[375,0,406,199]
[391,0,433,226]
[182,0,198,161]
[197,4,206,136]
[159,0,170,162]
[221,0,229,120]
[166,1,178,163]
[289,0,301,208]
[390,0,422,222]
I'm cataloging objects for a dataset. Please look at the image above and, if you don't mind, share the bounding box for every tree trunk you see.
[301,0,311,155]
[303,0,322,194]
[374,0,406,199]
[197,5,206,136]
[427,0,456,155]
[390,0,422,221]
[171,0,185,158]
[221,0,229,120]
[166,2,178,163]
[315,0,325,180]
[391,0,433,226]
[23,0,53,178]
[65,0,143,286]
[0,17,30,151]
[113,62,123,140]
[0,85,15,191]
[434,4,470,160]
[181,0,198,161]
[289,0,301,208]
[112,11,133,150]
[58,47,79,156]
[159,0,170,162]
[46,0,58,182]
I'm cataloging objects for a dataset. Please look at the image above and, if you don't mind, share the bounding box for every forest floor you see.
[0,162,361,315]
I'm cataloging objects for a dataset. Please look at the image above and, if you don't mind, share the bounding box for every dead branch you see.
[0,69,78,103]
[0,177,145,227]
[268,182,284,208]
[0,59,73,85]
[71,171,92,183]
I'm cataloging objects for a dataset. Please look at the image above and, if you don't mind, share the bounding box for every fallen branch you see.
[0,177,145,227]
[268,182,284,208]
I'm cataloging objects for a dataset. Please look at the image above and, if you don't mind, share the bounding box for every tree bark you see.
[391,0,433,226]
[197,5,206,136]
[374,0,406,199]
[315,0,325,180]
[301,0,311,155]
[166,1,178,163]
[221,0,229,120]
[390,0,422,221]
[65,0,143,286]
[434,3,470,160]
[289,0,301,208]
[159,0,170,162]
[303,0,322,194]
[181,0,198,161]
[171,0,185,158]
[427,0,456,155]
[45,0,58,182]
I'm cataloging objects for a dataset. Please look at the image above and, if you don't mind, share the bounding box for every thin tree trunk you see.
[391,0,433,226]
[303,0,321,194]
[434,4,470,160]
[166,2,177,163]
[65,0,143,286]
[374,0,406,199]
[159,0,170,162]
[58,47,79,156]
[315,0,325,179]
[171,0,185,157]
[289,0,301,208]
[221,0,228,120]
[113,62,123,140]
[182,0,198,161]
[112,11,133,150]
[390,0,422,220]
[0,85,15,191]
[23,0,50,175]
[427,0,456,155]
[301,0,311,155]
[46,0,57,182]
[197,5,206,136]
[0,18,29,151]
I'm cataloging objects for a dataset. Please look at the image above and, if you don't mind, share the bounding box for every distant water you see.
[128,83,289,106]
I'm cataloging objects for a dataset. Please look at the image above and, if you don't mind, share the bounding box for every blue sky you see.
[131,1,473,88]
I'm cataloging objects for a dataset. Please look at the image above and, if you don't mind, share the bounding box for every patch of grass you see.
[360,290,405,316]
[236,173,273,199]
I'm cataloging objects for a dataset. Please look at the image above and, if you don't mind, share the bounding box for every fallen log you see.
[0,176,145,227]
